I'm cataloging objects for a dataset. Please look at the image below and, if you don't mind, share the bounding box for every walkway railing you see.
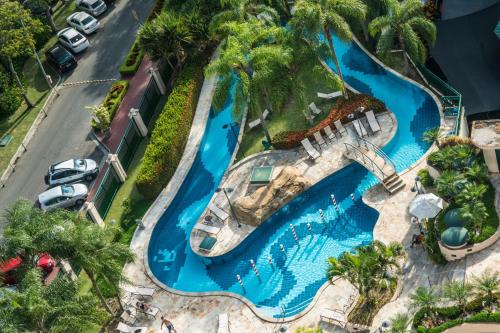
[415,63,463,136]
[355,136,395,171]
[344,142,389,180]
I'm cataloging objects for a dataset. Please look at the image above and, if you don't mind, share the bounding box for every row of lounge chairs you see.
[248,109,270,129]
[118,285,158,333]
[301,111,381,160]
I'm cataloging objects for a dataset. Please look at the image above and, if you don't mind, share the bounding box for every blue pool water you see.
[147,36,440,318]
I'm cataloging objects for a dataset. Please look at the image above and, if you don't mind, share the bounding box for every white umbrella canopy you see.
[409,193,445,219]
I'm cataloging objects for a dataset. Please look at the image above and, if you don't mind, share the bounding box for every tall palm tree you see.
[388,313,411,333]
[456,182,487,206]
[459,201,488,236]
[290,0,366,99]
[443,280,472,316]
[205,19,292,144]
[410,286,440,324]
[465,163,488,183]
[368,0,436,74]
[209,0,279,35]
[472,271,500,307]
[138,11,204,72]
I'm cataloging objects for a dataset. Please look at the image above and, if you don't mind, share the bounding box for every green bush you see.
[119,40,144,76]
[136,61,204,198]
[424,218,447,265]
[418,169,434,187]
[0,84,22,117]
[90,80,129,130]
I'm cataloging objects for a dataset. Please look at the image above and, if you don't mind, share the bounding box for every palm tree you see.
[290,0,367,99]
[459,201,488,236]
[368,0,436,74]
[205,19,292,144]
[388,313,411,333]
[410,286,440,324]
[65,219,135,316]
[456,182,487,206]
[138,11,204,72]
[359,0,387,42]
[209,0,279,35]
[472,271,500,308]
[465,163,488,183]
[443,280,472,316]
[422,127,439,144]
[435,170,465,200]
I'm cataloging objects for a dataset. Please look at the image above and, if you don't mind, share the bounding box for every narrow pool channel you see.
[147,35,440,318]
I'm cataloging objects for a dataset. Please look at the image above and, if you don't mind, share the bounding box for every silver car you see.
[67,12,100,35]
[45,158,99,186]
[76,0,107,17]
[57,27,90,53]
[38,184,88,211]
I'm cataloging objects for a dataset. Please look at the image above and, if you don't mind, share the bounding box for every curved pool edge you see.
[134,38,445,324]
[190,111,398,258]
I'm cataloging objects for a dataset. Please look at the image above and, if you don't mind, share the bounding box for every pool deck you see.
[190,112,397,257]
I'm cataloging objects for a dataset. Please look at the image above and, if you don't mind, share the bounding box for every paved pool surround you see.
[130,35,443,322]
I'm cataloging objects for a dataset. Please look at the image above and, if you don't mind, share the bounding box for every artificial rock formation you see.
[233,166,312,226]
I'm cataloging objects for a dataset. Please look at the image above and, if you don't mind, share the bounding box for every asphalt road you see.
[0,0,155,230]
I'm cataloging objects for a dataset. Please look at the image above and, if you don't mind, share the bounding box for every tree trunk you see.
[47,7,58,32]
[361,20,369,42]
[256,93,272,145]
[115,295,124,314]
[85,268,115,316]
[324,26,348,99]
[398,34,410,75]
[8,57,33,107]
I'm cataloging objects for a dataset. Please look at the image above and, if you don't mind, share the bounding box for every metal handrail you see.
[344,142,387,179]
[354,136,396,171]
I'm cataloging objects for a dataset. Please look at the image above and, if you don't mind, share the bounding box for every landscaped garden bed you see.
[90,80,129,130]
[272,94,387,149]
[119,40,144,76]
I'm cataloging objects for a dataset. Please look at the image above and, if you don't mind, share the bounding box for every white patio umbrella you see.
[409,193,445,219]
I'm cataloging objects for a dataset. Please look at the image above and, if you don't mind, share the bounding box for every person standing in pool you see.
[160,317,177,333]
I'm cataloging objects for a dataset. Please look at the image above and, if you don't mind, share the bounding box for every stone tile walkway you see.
[191,112,397,257]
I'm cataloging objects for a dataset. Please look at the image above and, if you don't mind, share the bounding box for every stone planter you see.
[427,164,441,180]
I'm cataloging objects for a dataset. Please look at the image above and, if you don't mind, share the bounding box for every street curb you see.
[0,76,62,189]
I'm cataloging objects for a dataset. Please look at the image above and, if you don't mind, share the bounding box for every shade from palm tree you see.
[368,0,436,74]
[290,0,366,99]
[205,19,292,144]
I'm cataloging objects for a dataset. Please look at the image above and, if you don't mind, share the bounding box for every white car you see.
[67,12,100,35]
[76,0,107,17]
[45,158,99,186]
[57,27,90,53]
[38,184,88,211]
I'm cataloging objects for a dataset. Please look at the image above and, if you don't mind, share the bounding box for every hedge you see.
[136,61,204,198]
[91,80,129,130]
[417,312,500,333]
[272,94,387,149]
[119,40,144,76]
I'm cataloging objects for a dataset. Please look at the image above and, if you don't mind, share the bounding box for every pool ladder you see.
[344,137,405,194]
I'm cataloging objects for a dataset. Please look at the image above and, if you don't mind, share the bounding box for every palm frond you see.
[407,16,436,46]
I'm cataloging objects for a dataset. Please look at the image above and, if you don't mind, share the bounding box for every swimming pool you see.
[147,35,440,318]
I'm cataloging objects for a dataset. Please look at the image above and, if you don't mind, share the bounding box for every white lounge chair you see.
[308,102,322,115]
[352,119,367,137]
[248,109,270,129]
[125,296,160,319]
[323,125,336,141]
[218,313,230,333]
[313,131,327,147]
[334,120,347,136]
[120,307,137,324]
[303,110,315,124]
[317,91,342,99]
[301,138,320,160]
[194,223,221,235]
[320,309,346,328]
[122,285,155,298]
[365,110,381,133]
[208,203,229,221]
[116,322,147,333]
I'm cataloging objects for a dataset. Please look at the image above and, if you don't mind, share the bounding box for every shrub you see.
[422,127,439,144]
[418,169,433,187]
[424,218,447,265]
[119,40,144,76]
[272,94,388,149]
[136,61,204,198]
[438,135,473,149]
[0,84,22,117]
[89,105,111,131]
[90,80,128,130]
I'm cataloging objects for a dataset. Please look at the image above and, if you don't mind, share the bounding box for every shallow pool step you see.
[382,174,405,194]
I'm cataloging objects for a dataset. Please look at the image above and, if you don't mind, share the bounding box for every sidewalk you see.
[88,56,154,201]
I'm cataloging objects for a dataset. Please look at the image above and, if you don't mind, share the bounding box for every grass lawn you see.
[236,65,340,160]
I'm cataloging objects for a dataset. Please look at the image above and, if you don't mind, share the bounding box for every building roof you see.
[430,3,500,117]
[441,227,469,248]
[470,120,500,149]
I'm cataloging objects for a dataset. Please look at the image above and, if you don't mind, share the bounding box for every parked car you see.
[38,184,89,211]
[67,12,100,35]
[0,254,56,286]
[45,44,77,73]
[45,158,98,186]
[76,0,107,16]
[57,27,90,53]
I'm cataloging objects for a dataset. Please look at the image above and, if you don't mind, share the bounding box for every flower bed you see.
[91,80,129,130]
[272,94,387,149]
